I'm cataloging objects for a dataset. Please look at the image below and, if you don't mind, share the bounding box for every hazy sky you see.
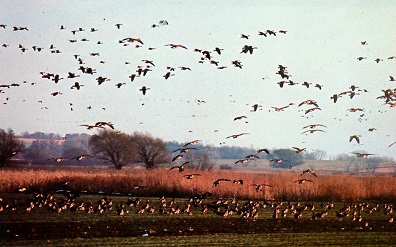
[1,0,395,159]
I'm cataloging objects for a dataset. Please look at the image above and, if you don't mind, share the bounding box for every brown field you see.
[1,163,396,202]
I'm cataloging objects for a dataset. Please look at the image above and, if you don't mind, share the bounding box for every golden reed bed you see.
[1,165,395,201]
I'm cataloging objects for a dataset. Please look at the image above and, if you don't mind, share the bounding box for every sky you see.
[0,0,395,159]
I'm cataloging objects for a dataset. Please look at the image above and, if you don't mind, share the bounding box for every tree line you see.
[1,128,394,173]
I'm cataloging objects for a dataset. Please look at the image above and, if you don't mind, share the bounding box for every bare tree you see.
[0,129,24,167]
[131,132,170,169]
[185,151,215,171]
[361,156,393,174]
[89,129,136,169]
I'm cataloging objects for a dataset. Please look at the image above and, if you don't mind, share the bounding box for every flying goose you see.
[213,178,231,187]
[349,135,361,144]
[294,179,313,184]
[184,174,201,179]
[301,169,317,177]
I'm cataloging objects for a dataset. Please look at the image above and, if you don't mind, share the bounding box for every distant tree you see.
[361,156,382,174]
[269,149,304,169]
[303,149,327,160]
[335,153,355,161]
[63,146,93,162]
[22,140,51,163]
[21,131,30,138]
[89,129,136,169]
[359,155,393,174]
[131,132,170,169]
[0,129,25,167]
[219,164,232,170]
[313,149,327,160]
[184,151,215,171]
[217,146,256,159]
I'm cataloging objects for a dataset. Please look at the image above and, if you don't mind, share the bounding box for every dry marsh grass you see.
[1,165,396,201]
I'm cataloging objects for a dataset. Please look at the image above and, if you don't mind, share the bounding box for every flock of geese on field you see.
[0,20,396,160]
[1,185,394,234]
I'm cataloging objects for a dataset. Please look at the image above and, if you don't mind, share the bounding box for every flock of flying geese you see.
[167,139,318,188]
[0,19,395,163]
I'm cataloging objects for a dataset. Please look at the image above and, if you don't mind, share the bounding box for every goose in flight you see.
[269,158,286,163]
[47,157,66,163]
[80,124,103,130]
[121,37,143,44]
[251,104,260,112]
[214,47,223,55]
[347,108,364,112]
[70,154,92,161]
[233,115,247,121]
[241,45,257,54]
[271,105,290,112]
[251,184,271,191]
[163,72,175,79]
[330,94,339,103]
[213,178,231,187]
[246,154,260,159]
[352,152,375,158]
[314,84,323,90]
[302,129,326,134]
[267,30,276,36]
[235,158,249,164]
[95,121,114,129]
[256,148,270,154]
[349,135,361,144]
[374,58,383,63]
[294,179,313,184]
[388,141,396,148]
[169,163,187,172]
[71,82,83,90]
[298,100,319,107]
[305,107,321,114]
[96,76,110,85]
[115,82,126,88]
[292,147,306,153]
[301,81,312,88]
[226,133,249,139]
[233,179,244,185]
[165,44,187,49]
[302,124,327,129]
[301,169,317,177]
[258,31,267,36]
[183,140,201,147]
[139,86,150,95]
[184,174,201,179]
[172,147,197,153]
[50,91,62,96]
[172,154,184,162]
[231,60,243,68]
